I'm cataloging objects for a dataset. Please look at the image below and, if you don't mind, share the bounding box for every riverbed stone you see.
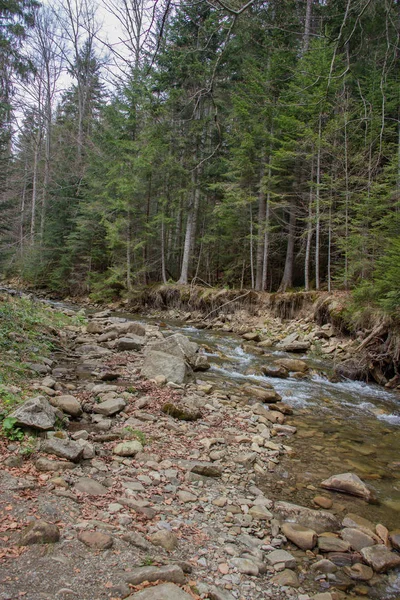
[281,522,317,550]
[78,531,113,550]
[261,365,288,378]
[344,563,374,581]
[317,535,351,553]
[248,504,272,520]
[93,397,126,416]
[9,396,57,431]
[321,472,376,502]
[273,501,340,533]
[243,385,280,402]
[341,527,376,551]
[19,520,60,545]
[41,438,84,462]
[150,530,178,552]
[74,477,108,495]
[51,395,82,417]
[265,549,296,569]
[190,461,222,477]
[310,559,337,574]
[390,532,400,550]
[271,569,300,587]
[274,358,308,373]
[360,545,400,572]
[117,335,146,351]
[126,583,193,600]
[125,565,185,586]
[35,457,75,471]
[149,333,198,362]
[342,513,375,532]
[141,350,189,384]
[113,440,143,456]
[313,495,333,509]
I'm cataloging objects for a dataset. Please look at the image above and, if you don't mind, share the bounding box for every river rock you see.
[51,395,82,417]
[86,321,105,334]
[265,549,296,569]
[126,583,193,600]
[190,461,222,477]
[360,545,400,572]
[148,333,198,362]
[74,477,108,495]
[248,505,272,520]
[208,587,236,600]
[41,438,84,462]
[321,472,376,502]
[35,457,75,471]
[281,522,317,550]
[193,355,210,371]
[125,565,185,586]
[150,530,178,552]
[106,321,146,337]
[141,350,189,384]
[243,385,280,402]
[9,396,57,431]
[78,531,113,550]
[310,559,337,574]
[77,344,112,356]
[277,340,311,353]
[273,501,340,533]
[342,513,375,532]
[19,520,60,545]
[231,557,259,575]
[261,365,288,378]
[113,440,143,456]
[390,533,400,550]
[344,563,374,581]
[317,535,351,553]
[117,335,146,351]
[274,358,308,373]
[93,397,126,416]
[271,569,300,587]
[341,527,376,551]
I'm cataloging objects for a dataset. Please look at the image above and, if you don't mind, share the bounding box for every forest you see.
[0,0,399,310]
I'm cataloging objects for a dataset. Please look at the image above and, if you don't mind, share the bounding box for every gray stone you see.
[19,520,60,545]
[193,355,211,371]
[141,351,189,384]
[317,535,350,553]
[321,472,376,502]
[277,341,310,353]
[341,527,376,551]
[208,587,236,600]
[74,477,108,495]
[190,461,222,478]
[273,501,340,533]
[41,438,84,462]
[77,344,112,356]
[231,557,259,576]
[35,457,75,471]
[248,505,272,520]
[9,396,57,431]
[113,440,143,456]
[243,385,281,403]
[265,549,296,569]
[117,335,146,351]
[126,583,193,600]
[93,397,126,416]
[360,545,400,573]
[125,565,185,586]
[122,532,150,550]
[150,530,178,552]
[148,333,198,362]
[78,531,113,550]
[344,563,374,581]
[281,522,317,550]
[310,559,337,574]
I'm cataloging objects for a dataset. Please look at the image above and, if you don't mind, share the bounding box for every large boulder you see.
[361,545,400,573]
[273,501,340,533]
[274,358,308,373]
[148,333,198,363]
[141,350,190,384]
[321,472,376,503]
[51,395,82,417]
[93,397,126,416]
[117,335,146,351]
[9,396,57,431]
[41,438,84,462]
[106,321,146,337]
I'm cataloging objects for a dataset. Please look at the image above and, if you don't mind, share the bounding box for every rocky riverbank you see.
[1,301,400,600]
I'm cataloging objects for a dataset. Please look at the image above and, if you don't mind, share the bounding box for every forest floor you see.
[0,293,399,600]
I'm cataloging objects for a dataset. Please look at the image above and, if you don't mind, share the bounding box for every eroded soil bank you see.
[0,292,400,600]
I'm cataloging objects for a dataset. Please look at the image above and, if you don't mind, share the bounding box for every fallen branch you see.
[201,290,252,322]
[356,324,387,352]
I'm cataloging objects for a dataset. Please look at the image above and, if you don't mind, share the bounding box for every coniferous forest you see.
[1,0,399,310]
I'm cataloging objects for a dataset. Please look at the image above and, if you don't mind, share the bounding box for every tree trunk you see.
[279,203,296,292]
[302,0,313,54]
[305,153,314,291]
[177,168,201,284]
[315,114,322,290]
[255,157,266,291]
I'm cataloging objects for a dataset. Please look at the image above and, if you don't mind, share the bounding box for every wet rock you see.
[360,544,400,573]
[243,385,281,403]
[274,358,308,373]
[51,395,82,417]
[78,531,113,550]
[341,527,376,551]
[271,569,300,587]
[141,351,189,384]
[113,440,143,456]
[344,563,374,581]
[193,355,211,371]
[317,535,351,553]
[265,549,296,569]
[342,513,375,532]
[150,529,178,552]
[281,522,317,550]
[35,457,75,471]
[9,396,57,431]
[313,495,333,509]
[117,335,146,351]
[321,472,376,502]
[126,583,193,600]
[273,501,340,533]
[19,520,60,545]
[125,565,185,586]
[261,365,288,379]
[74,477,108,495]
[93,397,126,416]
[41,438,84,462]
